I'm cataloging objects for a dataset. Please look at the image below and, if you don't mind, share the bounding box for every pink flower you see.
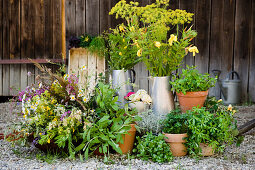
[124,92,135,100]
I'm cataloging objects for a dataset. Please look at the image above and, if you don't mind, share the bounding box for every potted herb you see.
[110,0,198,115]
[170,66,216,113]
[162,109,189,156]
[186,105,238,157]
[124,89,152,113]
[133,132,173,163]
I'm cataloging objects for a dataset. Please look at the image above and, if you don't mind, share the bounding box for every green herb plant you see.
[162,109,189,134]
[133,132,173,163]
[170,66,216,94]
[186,106,238,157]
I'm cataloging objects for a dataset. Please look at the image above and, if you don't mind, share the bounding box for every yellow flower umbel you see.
[188,46,199,56]
[168,34,177,46]
[137,49,142,57]
[119,52,122,56]
[154,41,161,48]
[130,26,135,32]
[119,25,125,32]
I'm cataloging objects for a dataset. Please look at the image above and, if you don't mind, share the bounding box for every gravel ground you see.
[0,102,254,170]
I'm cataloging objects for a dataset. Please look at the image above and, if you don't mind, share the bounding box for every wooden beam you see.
[0,59,66,64]
[61,0,66,60]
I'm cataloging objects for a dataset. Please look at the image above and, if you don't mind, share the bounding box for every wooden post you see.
[61,0,66,60]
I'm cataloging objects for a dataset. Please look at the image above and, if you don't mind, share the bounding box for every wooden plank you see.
[99,0,111,33]
[249,0,255,102]
[96,55,105,77]
[180,0,196,68]
[53,0,62,59]
[9,0,21,95]
[169,0,179,10]
[234,0,251,102]
[86,0,99,35]
[20,0,31,90]
[34,0,45,86]
[87,51,97,93]
[76,0,86,35]
[194,0,211,74]
[27,0,35,86]
[68,48,80,74]
[220,0,235,80]
[2,0,10,95]
[45,0,53,59]
[209,0,224,99]
[0,0,3,95]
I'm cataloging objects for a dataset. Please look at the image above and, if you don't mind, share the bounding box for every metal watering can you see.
[212,70,241,105]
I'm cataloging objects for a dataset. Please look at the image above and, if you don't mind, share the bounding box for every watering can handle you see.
[225,71,240,80]
[130,69,136,83]
[211,69,221,78]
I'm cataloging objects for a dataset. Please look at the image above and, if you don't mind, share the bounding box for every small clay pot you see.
[119,124,136,154]
[200,143,214,156]
[164,133,188,157]
[177,90,209,113]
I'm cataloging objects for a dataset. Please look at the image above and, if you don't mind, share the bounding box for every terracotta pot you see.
[119,124,136,154]
[164,133,188,157]
[200,143,214,156]
[177,90,209,113]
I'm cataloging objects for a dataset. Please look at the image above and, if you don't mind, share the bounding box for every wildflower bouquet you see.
[110,0,198,76]
[10,63,140,161]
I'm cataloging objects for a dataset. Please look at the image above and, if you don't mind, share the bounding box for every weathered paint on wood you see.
[0,0,2,95]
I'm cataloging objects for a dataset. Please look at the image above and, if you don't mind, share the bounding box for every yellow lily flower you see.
[137,49,142,57]
[47,139,51,143]
[188,46,199,56]
[168,34,177,46]
[227,104,233,111]
[154,41,161,48]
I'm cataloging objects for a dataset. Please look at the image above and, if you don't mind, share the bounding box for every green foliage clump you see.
[186,106,238,156]
[170,66,216,94]
[133,132,173,163]
[162,109,189,134]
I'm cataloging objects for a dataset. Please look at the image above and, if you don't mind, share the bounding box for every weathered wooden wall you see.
[0,0,62,96]
[0,0,254,103]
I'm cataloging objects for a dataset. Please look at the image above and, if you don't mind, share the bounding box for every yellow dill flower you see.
[46,106,50,111]
[119,25,125,32]
[227,104,233,111]
[188,46,199,56]
[232,110,236,114]
[124,46,127,49]
[168,34,177,46]
[130,26,135,32]
[154,41,161,48]
[137,49,142,57]
[47,139,51,143]
[85,36,89,42]
[119,52,122,56]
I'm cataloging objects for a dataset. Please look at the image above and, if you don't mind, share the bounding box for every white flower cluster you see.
[129,89,152,104]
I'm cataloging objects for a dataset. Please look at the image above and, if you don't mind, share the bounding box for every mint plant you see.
[170,66,216,94]
[133,132,173,163]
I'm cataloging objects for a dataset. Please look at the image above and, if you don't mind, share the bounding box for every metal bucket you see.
[150,76,175,115]
[112,69,136,107]
[219,71,241,105]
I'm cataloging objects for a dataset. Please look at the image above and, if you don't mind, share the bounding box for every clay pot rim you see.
[176,90,209,97]
[163,132,188,143]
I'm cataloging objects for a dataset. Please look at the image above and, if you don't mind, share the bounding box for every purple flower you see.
[27,72,32,76]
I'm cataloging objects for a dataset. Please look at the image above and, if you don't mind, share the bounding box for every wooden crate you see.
[68,48,105,91]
